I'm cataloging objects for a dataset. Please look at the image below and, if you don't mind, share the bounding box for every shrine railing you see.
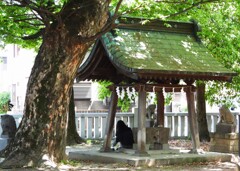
[0,111,239,139]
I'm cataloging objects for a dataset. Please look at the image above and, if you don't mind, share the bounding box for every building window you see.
[0,57,7,64]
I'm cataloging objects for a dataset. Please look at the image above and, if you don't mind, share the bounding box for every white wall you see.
[0,44,35,112]
[0,45,14,92]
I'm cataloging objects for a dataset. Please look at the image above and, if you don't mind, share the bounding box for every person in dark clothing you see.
[112,120,134,149]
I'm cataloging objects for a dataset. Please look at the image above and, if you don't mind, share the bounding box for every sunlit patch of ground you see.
[56,160,239,171]
[3,140,240,170]
[59,140,239,171]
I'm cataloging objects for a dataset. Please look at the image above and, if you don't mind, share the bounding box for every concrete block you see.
[210,132,238,153]
[133,127,170,145]
[216,123,236,134]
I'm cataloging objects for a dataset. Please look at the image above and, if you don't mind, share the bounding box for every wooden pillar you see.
[156,89,164,127]
[135,86,149,156]
[100,89,118,152]
[186,87,200,152]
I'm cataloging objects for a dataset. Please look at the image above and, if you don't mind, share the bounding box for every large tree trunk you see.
[0,1,109,168]
[67,88,85,145]
[196,82,210,142]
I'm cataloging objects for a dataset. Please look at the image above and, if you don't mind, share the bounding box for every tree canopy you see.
[194,2,240,107]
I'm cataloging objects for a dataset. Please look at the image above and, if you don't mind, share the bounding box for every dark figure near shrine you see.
[112,120,134,149]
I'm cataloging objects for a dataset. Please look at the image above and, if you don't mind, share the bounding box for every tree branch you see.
[74,0,123,44]
[112,0,123,18]
[75,18,118,44]
[22,28,44,40]
[155,0,191,4]
[10,0,56,27]
[163,0,220,18]
[14,17,40,22]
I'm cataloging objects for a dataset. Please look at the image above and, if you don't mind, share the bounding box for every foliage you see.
[60,159,79,167]
[0,92,10,114]
[97,81,135,112]
[97,81,113,100]
[110,0,211,20]
[186,2,240,107]
[150,92,172,106]
[0,1,42,50]
[117,94,132,112]
[164,93,173,106]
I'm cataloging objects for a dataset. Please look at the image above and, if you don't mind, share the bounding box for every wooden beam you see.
[100,89,118,152]
[156,90,164,127]
[135,86,149,156]
[186,87,201,153]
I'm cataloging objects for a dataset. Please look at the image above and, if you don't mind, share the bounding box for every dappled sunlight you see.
[156,62,164,67]
[65,140,238,171]
[139,42,147,50]
[102,23,234,74]
[191,51,198,56]
[172,56,183,65]
[135,63,147,69]
[115,36,124,42]
[135,52,147,59]
[181,41,193,51]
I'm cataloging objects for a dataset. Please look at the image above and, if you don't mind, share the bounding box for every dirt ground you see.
[55,140,240,171]
[56,160,239,171]
[4,140,240,171]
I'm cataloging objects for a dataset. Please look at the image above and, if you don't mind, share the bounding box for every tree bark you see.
[0,0,109,168]
[196,82,210,142]
[67,88,85,145]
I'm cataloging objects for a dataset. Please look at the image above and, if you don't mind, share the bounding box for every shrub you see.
[0,92,11,114]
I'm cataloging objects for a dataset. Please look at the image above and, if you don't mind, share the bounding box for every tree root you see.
[0,151,57,170]
[67,132,86,146]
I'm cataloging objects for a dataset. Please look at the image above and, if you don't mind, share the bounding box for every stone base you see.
[149,143,169,150]
[216,123,236,134]
[132,127,170,150]
[133,143,150,150]
[134,150,150,157]
[209,132,238,153]
[133,143,169,151]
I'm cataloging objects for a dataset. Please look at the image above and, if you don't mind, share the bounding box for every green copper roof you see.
[101,28,233,75]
